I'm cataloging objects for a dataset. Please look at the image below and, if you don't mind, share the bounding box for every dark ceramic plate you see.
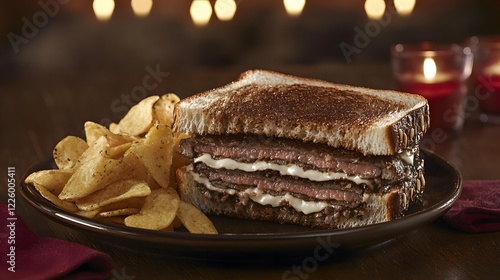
[20,150,461,262]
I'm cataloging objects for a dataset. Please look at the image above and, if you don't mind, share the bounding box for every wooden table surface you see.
[1,63,499,279]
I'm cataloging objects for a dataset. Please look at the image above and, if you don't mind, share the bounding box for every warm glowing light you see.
[93,0,115,21]
[284,0,306,17]
[131,0,153,17]
[190,0,212,26]
[394,0,416,16]
[214,0,237,21]
[364,0,385,20]
[423,58,437,80]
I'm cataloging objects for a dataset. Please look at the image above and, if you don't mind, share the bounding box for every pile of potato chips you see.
[25,94,218,234]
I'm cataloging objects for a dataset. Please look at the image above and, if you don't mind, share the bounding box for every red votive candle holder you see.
[469,36,500,115]
[391,43,473,132]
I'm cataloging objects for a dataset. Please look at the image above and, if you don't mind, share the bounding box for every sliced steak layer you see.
[180,134,415,183]
[194,163,364,205]
[192,181,369,229]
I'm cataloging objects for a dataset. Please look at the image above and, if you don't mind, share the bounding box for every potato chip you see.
[122,149,162,189]
[59,154,134,201]
[75,209,101,219]
[177,201,218,234]
[76,179,150,211]
[53,136,88,170]
[109,122,118,133]
[98,208,140,218]
[25,169,73,196]
[24,94,218,234]
[105,142,132,159]
[84,121,135,147]
[128,123,173,189]
[110,95,159,136]
[75,136,108,167]
[145,176,163,190]
[124,188,179,230]
[34,185,78,213]
[153,93,180,126]
[99,196,146,212]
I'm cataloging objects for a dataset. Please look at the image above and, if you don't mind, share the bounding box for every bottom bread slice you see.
[176,166,413,230]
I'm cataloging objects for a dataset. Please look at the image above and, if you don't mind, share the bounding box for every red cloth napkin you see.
[443,180,500,233]
[0,202,114,280]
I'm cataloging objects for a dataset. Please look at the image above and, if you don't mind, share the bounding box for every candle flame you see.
[131,0,153,18]
[214,0,237,21]
[190,0,213,27]
[394,0,416,16]
[93,0,115,22]
[423,58,437,81]
[284,0,306,17]
[364,0,386,20]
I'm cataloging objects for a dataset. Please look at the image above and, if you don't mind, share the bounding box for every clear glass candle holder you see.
[391,42,473,132]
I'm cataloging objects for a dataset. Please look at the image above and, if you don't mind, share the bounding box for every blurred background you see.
[1,0,499,79]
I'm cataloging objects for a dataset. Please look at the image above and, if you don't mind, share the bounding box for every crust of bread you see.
[173,70,429,156]
[176,166,414,230]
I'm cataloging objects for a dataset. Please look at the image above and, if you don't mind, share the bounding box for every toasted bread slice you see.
[173,70,429,156]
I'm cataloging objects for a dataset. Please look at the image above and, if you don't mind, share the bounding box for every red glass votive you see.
[391,43,473,132]
[469,36,500,115]
[398,80,466,131]
[475,74,500,114]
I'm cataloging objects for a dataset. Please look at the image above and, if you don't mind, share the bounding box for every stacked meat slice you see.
[178,134,424,228]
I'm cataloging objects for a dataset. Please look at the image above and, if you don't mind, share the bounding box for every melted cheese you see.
[194,154,372,186]
[190,170,329,214]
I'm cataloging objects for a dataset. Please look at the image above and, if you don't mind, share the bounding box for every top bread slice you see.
[173,70,429,156]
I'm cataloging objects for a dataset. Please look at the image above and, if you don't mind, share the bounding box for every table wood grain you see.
[1,63,499,279]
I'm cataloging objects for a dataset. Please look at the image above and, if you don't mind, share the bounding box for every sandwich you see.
[173,70,430,229]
